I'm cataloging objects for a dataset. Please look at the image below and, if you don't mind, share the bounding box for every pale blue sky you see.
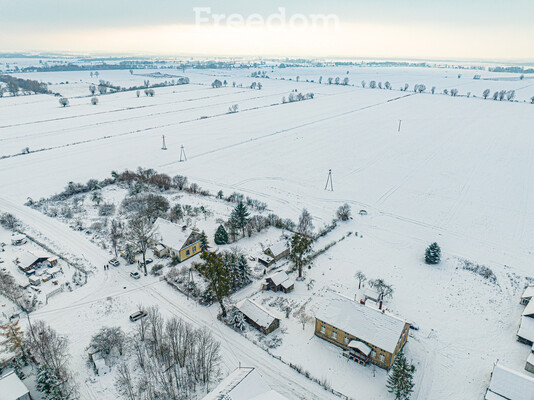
[1,0,533,60]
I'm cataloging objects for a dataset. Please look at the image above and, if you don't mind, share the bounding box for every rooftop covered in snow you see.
[485,362,534,400]
[237,299,279,330]
[316,293,407,354]
[0,371,30,400]
[202,367,288,400]
[152,217,197,251]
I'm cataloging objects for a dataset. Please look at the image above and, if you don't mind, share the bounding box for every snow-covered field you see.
[1,63,534,399]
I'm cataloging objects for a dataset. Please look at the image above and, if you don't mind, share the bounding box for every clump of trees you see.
[115,307,221,399]
[211,79,223,88]
[425,242,441,264]
[0,74,49,95]
[336,203,351,221]
[26,321,78,400]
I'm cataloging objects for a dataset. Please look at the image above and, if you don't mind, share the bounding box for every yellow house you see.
[152,217,202,262]
[315,293,410,370]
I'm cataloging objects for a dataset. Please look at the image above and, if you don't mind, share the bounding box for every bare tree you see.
[361,80,366,88]
[173,175,188,190]
[110,219,123,257]
[297,208,314,236]
[482,89,490,99]
[128,215,156,275]
[59,97,69,107]
[336,203,351,221]
[506,90,516,101]
[91,97,98,105]
[355,271,367,289]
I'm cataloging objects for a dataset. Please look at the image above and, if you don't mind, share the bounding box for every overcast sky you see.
[1,0,533,60]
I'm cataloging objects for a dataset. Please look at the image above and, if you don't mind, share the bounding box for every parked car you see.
[129,310,147,322]
[144,258,153,265]
[109,258,120,267]
[130,271,140,279]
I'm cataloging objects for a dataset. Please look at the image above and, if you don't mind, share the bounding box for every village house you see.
[13,251,50,274]
[151,217,201,262]
[315,293,410,369]
[203,367,288,400]
[0,371,31,400]
[10,235,26,246]
[485,362,534,400]
[263,271,295,293]
[236,298,280,334]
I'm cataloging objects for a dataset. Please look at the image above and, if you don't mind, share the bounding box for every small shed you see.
[236,299,280,334]
[92,353,110,376]
[0,371,31,400]
[364,288,380,303]
[28,276,41,286]
[521,286,534,306]
[526,353,534,374]
[48,257,59,267]
[264,271,295,293]
[10,235,27,246]
[264,241,289,262]
[47,267,61,278]
[258,254,274,267]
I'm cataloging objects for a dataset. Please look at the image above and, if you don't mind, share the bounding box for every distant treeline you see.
[0,74,49,95]
[489,66,534,74]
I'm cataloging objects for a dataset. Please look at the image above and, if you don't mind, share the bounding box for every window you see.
[344,336,349,344]
[332,331,337,340]
[320,325,325,334]
[186,250,190,256]
[379,354,385,363]
[371,350,377,358]
[193,246,196,252]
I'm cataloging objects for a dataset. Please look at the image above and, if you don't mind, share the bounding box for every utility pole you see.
[161,135,167,150]
[179,145,187,162]
[324,169,334,191]
[398,120,402,132]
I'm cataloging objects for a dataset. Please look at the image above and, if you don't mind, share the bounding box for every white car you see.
[130,271,140,279]
[109,258,120,267]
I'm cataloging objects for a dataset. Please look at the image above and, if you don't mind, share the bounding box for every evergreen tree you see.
[386,350,415,400]
[289,233,313,278]
[214,225,228,245]
[197,251,230,317]
[425,242,441,264]
[230,202,250,237]
[199,231,210,251]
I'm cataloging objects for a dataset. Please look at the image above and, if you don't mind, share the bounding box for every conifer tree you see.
[425,242,441,264]
[214,225,228,245]
[230,202,250,237]
[386,350,415,400]
[199,231,209,251]
[289,233,313,278]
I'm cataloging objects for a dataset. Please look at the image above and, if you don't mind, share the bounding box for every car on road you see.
[109,258,120,267]
[130,271,140,279]
[144,258,153,265]
[129,311,147,322]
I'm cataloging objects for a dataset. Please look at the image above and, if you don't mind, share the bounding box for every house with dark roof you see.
[236,299,280,334]
[315,293,410,369]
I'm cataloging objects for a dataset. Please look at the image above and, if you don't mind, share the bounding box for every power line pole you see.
[324,169,333,191]
[179,145,187,162]
[398,120,402,132]
[161,135,167,150]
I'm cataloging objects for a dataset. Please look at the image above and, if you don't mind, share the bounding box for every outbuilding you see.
[264,271,295,293]
[0,371,31,400]
[236,298,280,334]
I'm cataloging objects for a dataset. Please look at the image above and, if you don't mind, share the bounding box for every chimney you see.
[379,300,383,310]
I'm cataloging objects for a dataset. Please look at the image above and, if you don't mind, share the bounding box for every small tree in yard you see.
[369,278,393,299]
[482,89,490,99]
[172,175,188,190]
[199,230,209,251]
[386,350,415,400]
[336,203,351,221]
[59,97,69,107]
[128,215,156,275]
[230,202,250,238]
[355,271,366,289]
[197,251,230,317]
[289,233,313,279]
[88,327,126,359]
[297,208,314,236]
[214,225,228,245]
[110,219,123,257]
[425,242,441,265]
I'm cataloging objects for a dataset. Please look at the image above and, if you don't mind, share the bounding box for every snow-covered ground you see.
[1,63,534,399]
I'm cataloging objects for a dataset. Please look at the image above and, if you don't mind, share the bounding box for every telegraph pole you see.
[179,145,187,162]
[398,120,402,132]
[324,169,334,191]
[161,135,167,150]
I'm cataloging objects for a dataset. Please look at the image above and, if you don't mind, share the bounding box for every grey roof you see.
[153,218,196,251]
[236,299,278,330]
[518,316,534,342]
[266,241,288,257]
[0,371,29,400]
[316,293,407,354]
[486,363,534,400]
